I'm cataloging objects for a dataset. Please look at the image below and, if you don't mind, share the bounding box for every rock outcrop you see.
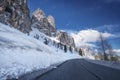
[47,15,56,36]
[47,15,56,29]
[0,0,31,33]
[31,8,56,36]
[56,30,75,47]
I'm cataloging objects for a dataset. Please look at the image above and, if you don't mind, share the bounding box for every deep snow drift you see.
[0,23,80,80]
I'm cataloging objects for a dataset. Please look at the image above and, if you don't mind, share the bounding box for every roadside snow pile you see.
[85,59,120,70]
[0,23,80,80]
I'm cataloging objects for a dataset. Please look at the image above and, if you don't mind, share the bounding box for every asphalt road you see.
[34,59,120,80]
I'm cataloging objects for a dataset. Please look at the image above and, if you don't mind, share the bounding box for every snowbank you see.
[0,23,80,80]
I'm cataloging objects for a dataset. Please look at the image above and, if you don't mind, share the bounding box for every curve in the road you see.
[34,59,120,80]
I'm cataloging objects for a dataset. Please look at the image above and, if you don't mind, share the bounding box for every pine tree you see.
[60,43,63,50]
[69,46,72,53]
[64,45,67,53]
[79,48,83,56]
[44,38,48,45]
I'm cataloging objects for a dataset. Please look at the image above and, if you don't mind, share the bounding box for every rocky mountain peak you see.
[33,8,46,20]
[31,8,56,37]
[56,30,75,47]
[47,15,56,29]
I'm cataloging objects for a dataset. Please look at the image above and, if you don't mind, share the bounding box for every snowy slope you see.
[29,27,60,44]
[0,23,80,80]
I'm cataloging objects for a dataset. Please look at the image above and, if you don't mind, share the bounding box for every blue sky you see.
[28,0,120,49]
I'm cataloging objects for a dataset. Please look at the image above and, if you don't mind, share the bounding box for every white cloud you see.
[77,42,96,47]
[113,49,120,53]
[102,32,114,38]
[70,29,113,47]
[113,49,120,56]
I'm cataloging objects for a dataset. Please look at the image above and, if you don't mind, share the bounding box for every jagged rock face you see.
[47,15,56,36]
[56,31,75,47]
[47,15,55,28]
[0,0,31,33]
[32,8,46,21]
[31,8,56,36]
